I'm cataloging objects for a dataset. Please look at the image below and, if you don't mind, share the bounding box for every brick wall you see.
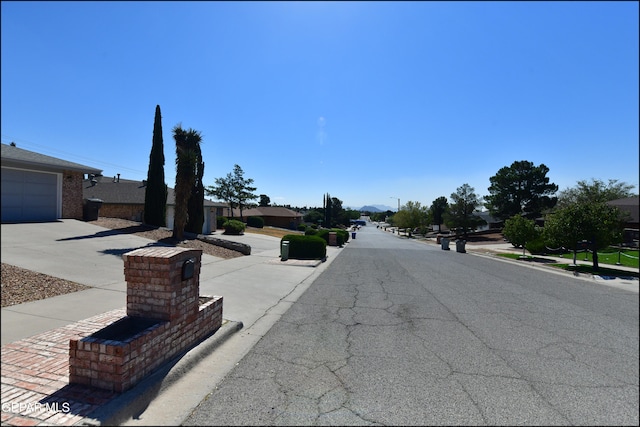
[124,247,202,321]
[99,204,144,221]
[69,247,223,392]
[61,170,84,220]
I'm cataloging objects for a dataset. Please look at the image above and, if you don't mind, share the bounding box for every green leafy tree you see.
[430,196,448,232]
[485,160,558,220]
[444,184,485,238]
[304,209,323,224]
[393,201,429,231]
[502,214,539,256]
[330,196,344,226]
[143,105,168,227]
[370,211,391,222]
[172,125,202,240]
[556,178,636,209]
[259,194,271,207]
[339,209,361,226]
[543,202,624,271]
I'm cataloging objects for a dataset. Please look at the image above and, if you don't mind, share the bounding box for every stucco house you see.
[82,174,227,234]
[1,142,103,222]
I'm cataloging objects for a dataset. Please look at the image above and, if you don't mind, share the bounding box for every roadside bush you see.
[223,219,246,235]
[526,236,547,255]
[316,229,330,241]
[297,224,307,231]
[336,229,349,244]
[281,234,326,260]
[305,228,318,236]
[316,228,349,246]
[247,216,264,228]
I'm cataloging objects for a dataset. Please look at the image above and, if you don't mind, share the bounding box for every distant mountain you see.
[359,205,395,213]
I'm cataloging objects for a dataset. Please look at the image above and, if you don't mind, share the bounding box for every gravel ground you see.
[1,218,244,308]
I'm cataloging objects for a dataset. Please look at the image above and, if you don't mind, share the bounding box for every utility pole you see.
[390,196,400,212]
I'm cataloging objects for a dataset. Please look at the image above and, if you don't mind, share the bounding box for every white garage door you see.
[1,168,59,222]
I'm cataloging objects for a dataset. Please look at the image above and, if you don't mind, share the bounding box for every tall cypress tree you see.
[324,193,332,228]
[144,105,168,226]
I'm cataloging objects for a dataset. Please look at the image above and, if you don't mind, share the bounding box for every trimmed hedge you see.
[247,216,264,228]
[217,216,227,229]
[223,219,246,235]
[315,228,349,246]
[281,234,327,260]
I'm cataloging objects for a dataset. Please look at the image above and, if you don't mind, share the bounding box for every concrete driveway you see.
[1,219,342,345]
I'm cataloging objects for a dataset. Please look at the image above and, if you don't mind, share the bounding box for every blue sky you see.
[2,1,638,211]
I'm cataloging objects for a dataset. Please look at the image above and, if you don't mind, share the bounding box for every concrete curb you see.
[78,319,244,426]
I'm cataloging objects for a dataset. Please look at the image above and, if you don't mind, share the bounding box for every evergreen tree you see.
[185,141,205,234]
[485,160,558,220]
[444,184,485,238]
[429,196,448,231]
[143,105,167,227]
[231,164,257,221]
[259,194,271,207]
[324,193,332,228]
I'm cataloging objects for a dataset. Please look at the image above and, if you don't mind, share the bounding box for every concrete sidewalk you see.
[1,220,344,426]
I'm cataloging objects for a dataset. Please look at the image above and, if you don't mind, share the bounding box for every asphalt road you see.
[183,225,639,426]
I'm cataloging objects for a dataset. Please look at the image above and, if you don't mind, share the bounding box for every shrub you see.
[216,216,227,229]
[315,228,349,246]
[281,234,326,260]
[305,228,318,236]
[526,236,547,255]
[335,229,349,244]
[316,229,330,241]
[297,224,307,231]
[247,216,264,228]
[223,219,246,235]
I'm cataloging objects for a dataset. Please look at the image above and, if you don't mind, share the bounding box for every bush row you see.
[304,228,350,246]
[281,234,327,260]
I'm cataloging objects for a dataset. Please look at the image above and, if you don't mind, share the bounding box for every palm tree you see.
[172,125,202,240]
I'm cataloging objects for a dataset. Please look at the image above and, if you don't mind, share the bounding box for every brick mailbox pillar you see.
[70,246,223,392]
[124,247,202,321]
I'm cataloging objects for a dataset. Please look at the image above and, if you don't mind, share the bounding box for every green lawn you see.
[497,253,639,279]
[553,249,638,269]
[550,263,639,278]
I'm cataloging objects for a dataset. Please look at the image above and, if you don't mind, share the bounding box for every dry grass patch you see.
[244,226,304,239]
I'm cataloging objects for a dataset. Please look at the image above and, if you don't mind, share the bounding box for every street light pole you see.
[390,196,400,212]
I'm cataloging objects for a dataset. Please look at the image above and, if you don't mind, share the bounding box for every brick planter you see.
[69,247,223,392]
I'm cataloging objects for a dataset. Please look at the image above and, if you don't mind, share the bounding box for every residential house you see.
[229,206,303,230]
[1,142,103,222]
[607,196,639,247]
[472,211,503,232]
[82,174,227,234]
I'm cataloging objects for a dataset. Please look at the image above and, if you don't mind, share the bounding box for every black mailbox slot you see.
[182,258,195,280]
